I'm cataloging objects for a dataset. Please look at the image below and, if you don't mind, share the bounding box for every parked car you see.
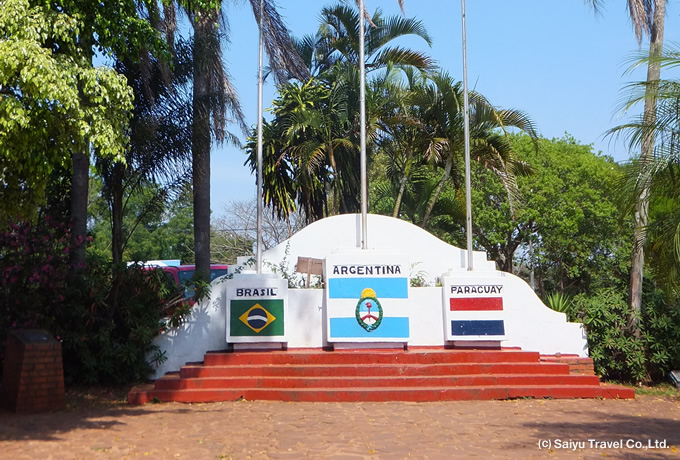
[160,264,229,299]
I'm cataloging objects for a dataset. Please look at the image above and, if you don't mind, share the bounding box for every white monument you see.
[148,214,587,379]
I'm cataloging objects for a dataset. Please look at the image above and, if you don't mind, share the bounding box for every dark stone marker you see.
[1,329,65,412]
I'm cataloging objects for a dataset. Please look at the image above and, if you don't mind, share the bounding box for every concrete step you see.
[127,348,634,405]
[129,384,634,405]
[179,362,571,379]
[154,374,602,390]
[202,349,541,366]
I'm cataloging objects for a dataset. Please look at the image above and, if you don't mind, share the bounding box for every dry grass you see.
[64,385,131,410]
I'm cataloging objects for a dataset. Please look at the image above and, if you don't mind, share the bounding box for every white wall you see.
[148,214,588,379]
[258,214,495,286]
[150,279,229,379]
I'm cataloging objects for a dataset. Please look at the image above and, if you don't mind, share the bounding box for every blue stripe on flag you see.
[330,317,410,338]
[451,320,505,336]
[328,277,409,299]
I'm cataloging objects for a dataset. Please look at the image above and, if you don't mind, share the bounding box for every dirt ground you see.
[1,392,679,459]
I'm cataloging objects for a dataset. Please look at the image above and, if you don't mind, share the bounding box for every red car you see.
[161,264,229,298]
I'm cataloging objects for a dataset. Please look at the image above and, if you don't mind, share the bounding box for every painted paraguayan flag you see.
[443,279,507,339]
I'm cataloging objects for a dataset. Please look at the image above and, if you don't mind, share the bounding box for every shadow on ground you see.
[521,408,680,459]
[0,386,195,442]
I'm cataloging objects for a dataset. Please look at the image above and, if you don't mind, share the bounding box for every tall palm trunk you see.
[393,175,408,218]
[421,157,452,228]
[629,0,666,333]
[192,12,215,282]
[327,145,349,214]
[392,153,414,218]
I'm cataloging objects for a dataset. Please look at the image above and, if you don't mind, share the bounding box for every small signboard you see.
[226,274,288,343]
[442,277,507,341]
[326,252,410,342]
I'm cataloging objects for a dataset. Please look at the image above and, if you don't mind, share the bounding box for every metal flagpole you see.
[359,0,368,249]
[256,0,264,273]
[461,0,473,270]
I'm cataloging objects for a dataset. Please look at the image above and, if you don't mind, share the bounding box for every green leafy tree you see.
[89,182,195,264]
[0,0,132,219]
[470,134,631,295]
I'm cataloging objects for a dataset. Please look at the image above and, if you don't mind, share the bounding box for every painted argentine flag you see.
[325,252,410,342]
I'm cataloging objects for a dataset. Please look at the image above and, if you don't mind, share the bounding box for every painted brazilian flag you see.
[230,299,284,336]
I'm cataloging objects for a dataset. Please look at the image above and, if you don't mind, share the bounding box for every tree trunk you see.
[69,34,94,276]
[392,175,408,218]
[392,154,413,218]
[327,147,349,215]
[192,13,215,283]
[111,162,125,264]
[69,151,89,272]
[421,158,452,228]
[107,162,125,317]
[629,0,665,334]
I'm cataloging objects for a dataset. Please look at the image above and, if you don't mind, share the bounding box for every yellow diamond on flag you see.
[239,303,276,333]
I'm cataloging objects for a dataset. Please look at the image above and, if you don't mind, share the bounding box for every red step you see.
[153,374,602,390]
[202,349,540,366]
[128,348,634,404]
[179,362,570,379]
[129,384,634,405]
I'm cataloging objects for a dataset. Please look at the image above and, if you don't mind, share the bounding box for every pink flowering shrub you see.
[0,216,73,336]
[0,217,188,385]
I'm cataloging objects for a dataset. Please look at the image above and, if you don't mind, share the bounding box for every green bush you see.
[544,291,574,315]
[573,288,680,384]
[0,217,189,385]
[573,289,646,382]
[642,290,680,382]
[58,262,185,385]
[0,217,74,374]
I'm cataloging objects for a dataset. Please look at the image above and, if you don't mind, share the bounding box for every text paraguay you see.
[450,285,503,295]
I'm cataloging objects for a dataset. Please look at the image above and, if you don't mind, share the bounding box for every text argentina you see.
[450,285,503,295]
[332,265,402,275]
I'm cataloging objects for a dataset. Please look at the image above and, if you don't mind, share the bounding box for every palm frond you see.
[370,47,435,71]
[249,0,310,83]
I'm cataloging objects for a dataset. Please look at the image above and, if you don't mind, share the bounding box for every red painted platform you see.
[128,348,634,404]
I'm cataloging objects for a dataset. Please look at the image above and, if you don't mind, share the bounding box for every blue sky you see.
[211,0,680,217]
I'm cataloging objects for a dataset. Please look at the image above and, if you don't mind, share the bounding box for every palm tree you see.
[587,0,666,326]
[183,0,308,281]
[608,46,680,295]
[297,3,433,77]
[413,72,537,228]
[376,67,433,218]
[97,38,194,265]
[245,80,340,223]
[250,3,433,224]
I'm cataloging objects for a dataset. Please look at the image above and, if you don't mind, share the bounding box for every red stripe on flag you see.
[450,297,503,311]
